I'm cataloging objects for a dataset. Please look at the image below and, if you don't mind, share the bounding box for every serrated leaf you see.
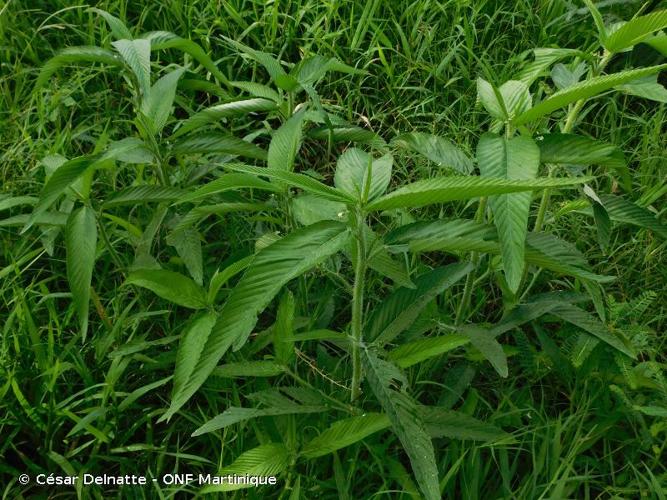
[223,164,355,203]
[291,194,346,226]
[162,221,349,420]
[334,148,392,203]
[223,37,286,82]
[419,407,508,442]
[112,39,151,97]
[388,334,470,368]
[517,48,584,86]
[166,227,203,285]
[514,64,667,125]
[140,66,185,133]
[478,133,540,292]
[642,31,667,55]
[65,206,97,340]
[268,108,307,174]
[604,10,667,52]
[35,46,123,90]
[370,263,473,345]
[477,79,531,121]
[175,171,281,205]
[103,186,186,208]
[301,413,391,458]
[143,31,229,85]
[105,137,155,164]
[363,349,439,500]
[460,325,508,377]
[616,74,667,103]
[599,193,667,239]
[213,361,285,378]
[172,133,267,160]
[208,255,254,303]
[231,81,281,102]
[273,291,295,365]
[173,312,217,409]
[366,175,588,211]
[124,269,208,309]
[173,98,277,138]
[89,8,133,40]
[392,132,473,174]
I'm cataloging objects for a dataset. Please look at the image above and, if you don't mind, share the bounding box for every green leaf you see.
[65,206,97,341]
[175,172,281,205]
[419,407,509,442]
[301,413,391,458]
[223,37,286,82]
[369,263,473,345]
[273,291,295,365]
[642,32,667,56]
[105,137,154,164]
[550,303,635,358]
[172,312,218,409]
[514,64,667,125]
[213,361,285,378]
[291,194,346,226]
[333,148,392,203]
[124,269,208,309]
[231,81,282,102]
[604,10,667,52]
[537,133,630,190]
[35,46,123,90]
[203,444,290,492]
[162,221,349,420]
[582,0,607,43]
[460,325,508,377]
[366,175,588,211]
[615,74,667,103]
[392,132,473,174]
[364,226,414,289]
[223,164,355,203]
[208,255,254,303]
[172,133,267,160]
[173,98,277,138]
[478,134,540,292]
[140,66,185,133]
[388,334,470,368]
[309,125,385,147]
[103,186,186,208]
[89,8,133,40]
[599,193,667,239]
[363,350,440,500]
[517,48,585,86]
[143,31,229,85]
[112,39,151,97]
[477,79,531,121]
[166,228,203,285]
[268,108,307,173]
[292,54,364,87]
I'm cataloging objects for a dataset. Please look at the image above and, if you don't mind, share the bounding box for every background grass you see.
[1,0,665,498]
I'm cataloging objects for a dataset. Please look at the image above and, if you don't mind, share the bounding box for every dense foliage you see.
[1,1,666,498]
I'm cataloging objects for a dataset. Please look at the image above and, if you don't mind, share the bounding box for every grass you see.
[1,0,666,498]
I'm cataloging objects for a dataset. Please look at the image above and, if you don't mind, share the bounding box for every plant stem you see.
[350,210,366,402]
[455,196,487,325]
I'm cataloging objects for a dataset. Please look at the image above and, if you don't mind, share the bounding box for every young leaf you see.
[392,132,473,174]
[223,164,355,203]
[604,10,667,53]
[112,39,151,97]
[478,134,540,292]
[124,269,208,309]
[143,31,229,85]
[369,263,473,345]
[89,8,133,40]
[65,206,97,340]
[514,64,667,125]
[162,221,349,420]
[140,66,185,133]
[301,413,391,458]
[363,350,440,500]
[582,0,607,43]
[35,46,123,90]
[477,79,531,121]
[366,175,588,211]
[268,108,307,173]
[334,148,393,203]
[172,98,277,138]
